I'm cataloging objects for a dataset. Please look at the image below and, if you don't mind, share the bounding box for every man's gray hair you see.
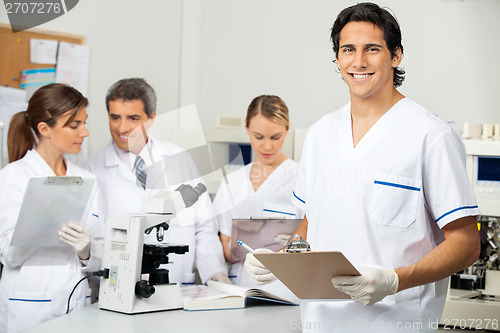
[105,78,157,117]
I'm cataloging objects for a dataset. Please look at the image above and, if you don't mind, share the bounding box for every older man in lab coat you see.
[85,78,228,285]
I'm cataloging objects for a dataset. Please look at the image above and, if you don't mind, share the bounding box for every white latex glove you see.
[244,248,277,285]
[331,266,399,306]
[274,233,292,246]
[210,272,233,284]
[59,222,91,260]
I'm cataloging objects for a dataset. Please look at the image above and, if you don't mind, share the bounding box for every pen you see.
[237,240,255,253]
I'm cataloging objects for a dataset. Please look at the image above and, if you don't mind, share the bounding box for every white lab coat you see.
[0,150,104,333]
[84,137,226,284]
[292,98,480,332]
[213,159,303,301]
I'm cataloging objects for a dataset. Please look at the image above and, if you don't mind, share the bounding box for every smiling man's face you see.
[336,21,401,102]
[108,99,155,154]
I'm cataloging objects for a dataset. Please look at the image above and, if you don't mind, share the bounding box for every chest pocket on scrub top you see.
[369,173,421,228]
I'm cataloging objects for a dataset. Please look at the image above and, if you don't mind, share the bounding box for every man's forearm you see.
[395,216,480,291]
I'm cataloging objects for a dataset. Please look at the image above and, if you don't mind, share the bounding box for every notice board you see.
[0,22,85,88]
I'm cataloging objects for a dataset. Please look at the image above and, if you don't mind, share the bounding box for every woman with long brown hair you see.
[0,83,103,332]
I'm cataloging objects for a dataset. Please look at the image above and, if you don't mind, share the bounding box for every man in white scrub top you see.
[245,3,480,332]
[85,78,228,285]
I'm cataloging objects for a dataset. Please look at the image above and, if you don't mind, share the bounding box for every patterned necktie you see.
[134,155,147,189]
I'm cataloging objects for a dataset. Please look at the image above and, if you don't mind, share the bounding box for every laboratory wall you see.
[1,0,499,158]
[196,0,500,136]
[0,0,183,157]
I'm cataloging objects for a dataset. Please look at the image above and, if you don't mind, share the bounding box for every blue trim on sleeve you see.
[92,214,98,218]
[293,191,305,204]
[435,205,479,223]
[263,209,295,216]
[374,180,420,192]
[9,298,51,303]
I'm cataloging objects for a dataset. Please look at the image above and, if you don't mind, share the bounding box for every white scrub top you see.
[291,98,480,332]
[213,159,303,301]
[85,137,226,284]
[0,150,104,333]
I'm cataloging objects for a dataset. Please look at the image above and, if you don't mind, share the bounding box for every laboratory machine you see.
[440,139,500,331]
[98,183,206,314]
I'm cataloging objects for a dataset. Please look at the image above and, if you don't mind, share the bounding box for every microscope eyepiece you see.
[175,183,207,208]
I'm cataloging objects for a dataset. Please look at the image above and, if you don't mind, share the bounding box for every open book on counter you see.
[181,280,298,311]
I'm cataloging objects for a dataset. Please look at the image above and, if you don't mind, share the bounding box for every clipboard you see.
[230,218,302,262]
[10,177,97,247]
[254,251,360,299]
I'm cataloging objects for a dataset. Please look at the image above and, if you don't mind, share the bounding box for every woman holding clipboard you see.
[212,95,303,300]
[0,84,104,333]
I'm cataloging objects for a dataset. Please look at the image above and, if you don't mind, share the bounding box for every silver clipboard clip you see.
[285,234,311,253]
[44,176,83,185]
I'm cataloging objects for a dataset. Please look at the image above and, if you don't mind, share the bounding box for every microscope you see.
[98,183,207,314]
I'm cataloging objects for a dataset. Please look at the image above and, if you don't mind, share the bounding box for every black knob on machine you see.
[135,280,156,298]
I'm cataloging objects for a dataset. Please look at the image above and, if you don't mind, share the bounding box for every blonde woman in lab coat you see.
[213,95,303,300]
[0,84,104,333]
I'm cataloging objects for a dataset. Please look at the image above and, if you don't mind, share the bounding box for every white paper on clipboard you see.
[10,177,96,247]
